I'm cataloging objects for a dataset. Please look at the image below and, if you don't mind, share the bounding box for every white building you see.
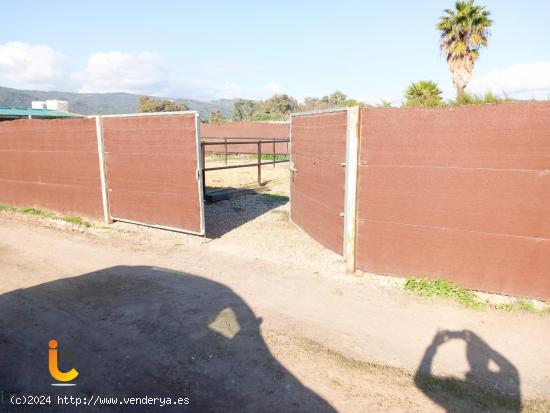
[31,100,69,112]
[31,101,46,109]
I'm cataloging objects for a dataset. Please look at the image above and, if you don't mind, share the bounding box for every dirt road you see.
[0,199,549,412]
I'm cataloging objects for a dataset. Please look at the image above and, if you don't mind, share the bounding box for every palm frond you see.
[436,0,492,61]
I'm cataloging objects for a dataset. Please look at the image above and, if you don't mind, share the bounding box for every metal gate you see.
[101,112,205,235]
[289,108,349,254]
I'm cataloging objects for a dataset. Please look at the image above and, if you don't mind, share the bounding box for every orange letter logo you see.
[48,340,78,383]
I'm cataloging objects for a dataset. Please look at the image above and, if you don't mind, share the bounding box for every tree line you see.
[137,96,189,113]
[230,91,362,122]
[137,91,364,123]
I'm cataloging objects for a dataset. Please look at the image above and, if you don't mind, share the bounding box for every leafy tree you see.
[250,113,285,121]
[230,92,364,121]
[450,90,513,106]
[404,81,444,107]
[327,91,360,107]
[231,99,256,121]
[208,108,225,123]
[321,91,343,106]
[233,94,299,121]
[300,97,324,111]
[138,96,188,112]
[298,91,362,111]
[437,0,493,96]
[319,91,361,107]
[255,94,298,118]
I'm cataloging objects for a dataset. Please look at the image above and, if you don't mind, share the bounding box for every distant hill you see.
[0,85,234,119]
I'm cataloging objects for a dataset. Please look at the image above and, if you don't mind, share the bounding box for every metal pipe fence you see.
[200,138,290,195]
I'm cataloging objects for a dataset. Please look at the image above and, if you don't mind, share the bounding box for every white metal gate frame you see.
[289,106,360,273]
[91,111,206,236]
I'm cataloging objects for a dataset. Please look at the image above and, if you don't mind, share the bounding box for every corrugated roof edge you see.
[0,108,82,118]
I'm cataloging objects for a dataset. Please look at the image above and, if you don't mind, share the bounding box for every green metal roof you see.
[0,108,82,119]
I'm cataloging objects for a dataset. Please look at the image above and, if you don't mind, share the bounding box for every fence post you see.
[224,138,228,165]
[257,141,262,185]
[201,143,206,196]
[343,106,360,274]
[194,113,206,235]
[272,139,276,168]
[95,115,112,224]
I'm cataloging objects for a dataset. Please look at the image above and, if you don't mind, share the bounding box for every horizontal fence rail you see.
[201,138,289,145]
[201,138,290,194]
[203,160,289,172]
[201,136,290,157]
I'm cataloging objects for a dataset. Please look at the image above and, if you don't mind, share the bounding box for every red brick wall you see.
[0,118,103,218]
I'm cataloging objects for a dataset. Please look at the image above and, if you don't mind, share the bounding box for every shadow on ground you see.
[0,266,333,412]
[415,330,521,413]
[204,193,288,238]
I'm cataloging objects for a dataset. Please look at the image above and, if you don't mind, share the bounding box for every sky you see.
[1,0,549,103]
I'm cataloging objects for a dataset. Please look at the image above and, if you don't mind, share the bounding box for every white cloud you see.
[0,41,70,89]
[78,51,167,95]
[77,52,244,99]
[263,82,285,95]
[468,62,550,99]
[164,80,242,101]
[0,42,261,101]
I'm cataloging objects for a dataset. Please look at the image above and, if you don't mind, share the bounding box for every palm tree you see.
[437,1,493,96]
[404,81,443,107]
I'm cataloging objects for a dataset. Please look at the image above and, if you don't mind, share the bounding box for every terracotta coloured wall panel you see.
[358,166,550,239]
[0,118,103,218]
[356,221,550,300]
[290,110,347,254]
[356,103,550,299]
[201,121,289,139]
[360,104,550,169]
[103,114,202,233]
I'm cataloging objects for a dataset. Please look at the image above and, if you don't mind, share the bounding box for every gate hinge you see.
[196,169,202,180]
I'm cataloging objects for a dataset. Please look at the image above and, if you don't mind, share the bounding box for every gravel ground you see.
[2,208,550,412]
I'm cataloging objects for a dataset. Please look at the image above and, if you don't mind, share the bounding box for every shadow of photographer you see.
[0,265,334,412]
[415,329,521,413]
